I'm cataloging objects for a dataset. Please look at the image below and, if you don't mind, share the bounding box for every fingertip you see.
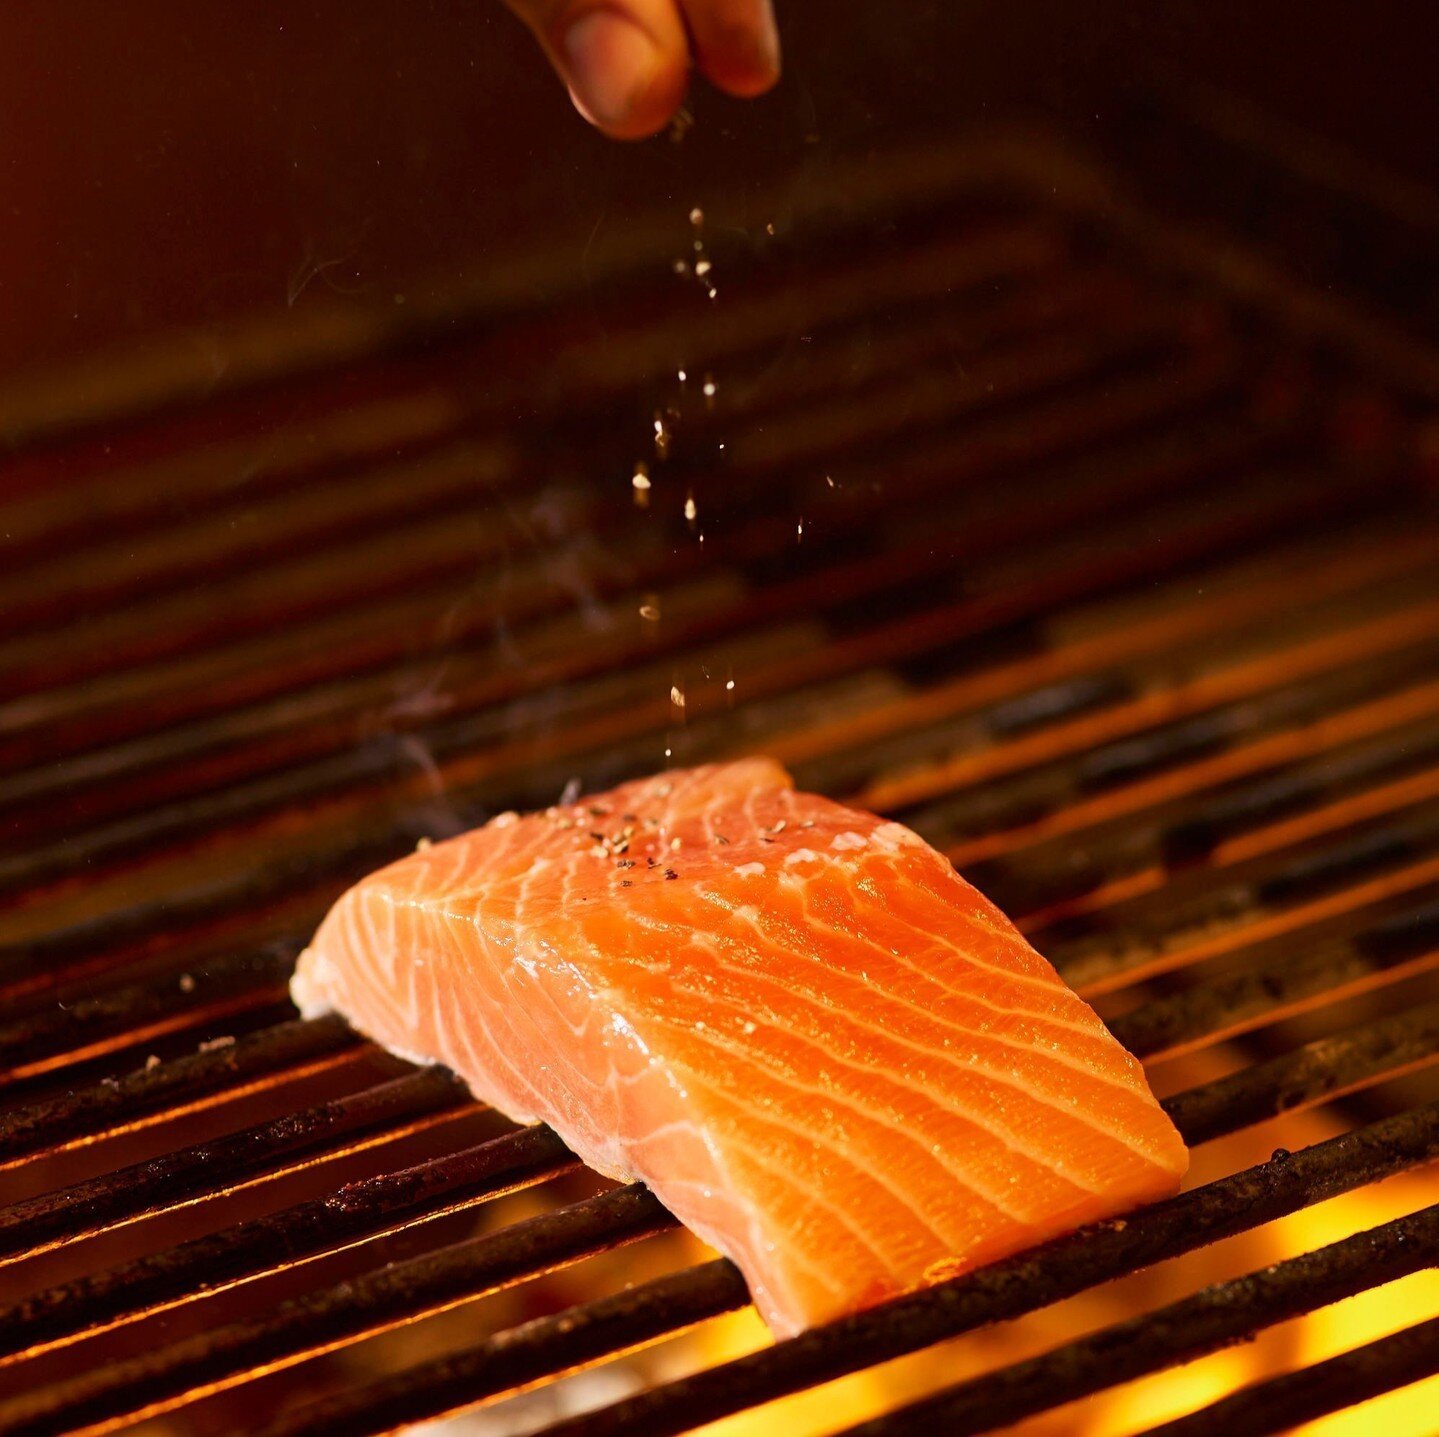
[700,26,780,98]
[708,55,780,99]
[681,2,781,100]
[560,7,689,139]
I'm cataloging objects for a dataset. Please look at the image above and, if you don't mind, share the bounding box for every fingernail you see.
[562,10,663,131]
[756,4,782,76]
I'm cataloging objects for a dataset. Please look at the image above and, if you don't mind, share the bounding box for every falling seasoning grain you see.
[684,494,697,522]
[632,464,652,508]
[725,678,735,691]
[639,598,660,622]
[670,684,686,708]
[694,258,712,278]
[689,207,704,226]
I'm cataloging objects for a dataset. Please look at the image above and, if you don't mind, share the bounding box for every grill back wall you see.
[1,129,1437,1435]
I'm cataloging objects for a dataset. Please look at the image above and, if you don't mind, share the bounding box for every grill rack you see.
[1,126,1437,1435]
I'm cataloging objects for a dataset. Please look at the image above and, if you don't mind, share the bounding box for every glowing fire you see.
[410,1042,1435,1437]
[640,1045,1439,1437]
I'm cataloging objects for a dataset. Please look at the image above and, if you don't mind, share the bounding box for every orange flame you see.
[667,1045,1439,1437]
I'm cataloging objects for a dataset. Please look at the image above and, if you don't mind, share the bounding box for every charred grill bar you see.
[1,128,1436,1435]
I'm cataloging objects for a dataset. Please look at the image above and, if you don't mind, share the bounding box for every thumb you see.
[503,0,691,139]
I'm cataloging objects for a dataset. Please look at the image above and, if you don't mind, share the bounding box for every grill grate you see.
[1,128,1437,1436]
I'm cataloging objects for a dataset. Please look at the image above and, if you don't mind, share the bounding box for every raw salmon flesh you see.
[292,757,1187,1335]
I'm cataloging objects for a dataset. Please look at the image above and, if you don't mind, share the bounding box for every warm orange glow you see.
[1094,1175,1439,1437]
[691,1308,899,1434]
[329,1046,1434,1437]
[649,1045,1439,1437]
[1288,1254,1439,1435]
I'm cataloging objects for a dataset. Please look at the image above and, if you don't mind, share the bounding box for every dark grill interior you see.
[1,128,1437,1436]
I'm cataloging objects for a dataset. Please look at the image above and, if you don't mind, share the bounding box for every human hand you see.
[502,0,780,139]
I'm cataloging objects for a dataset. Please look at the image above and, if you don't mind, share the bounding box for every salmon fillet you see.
[292,757,1187,1335]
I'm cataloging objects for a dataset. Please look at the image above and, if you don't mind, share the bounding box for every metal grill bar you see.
[0,286,1190,708]
[1160,1001,1439,1144]
[836,1204,1439,1436]
[39,506,1433,868]
[254,1260,751,1437]
[11,483,1421,891]
[956,706,1439,908]
[866,597,1439,823]
[0,406,1279,850]
[552,1111,1437,1437]
[137,1093,1439,1437]
[0,1014,358,1165]
[0,215,1058,506]
[1,133,1435,1436]
[0,1069,467,1265]
[0,369,1250,793]
[0,1185,676,1437]
[303,1106,1439,1437]
[0,1125,576,1365]
[1045,807,1439,998]
[3,945,1422,1374]
[8,463,1415,989]
[0,947,295,1079]
[3,425,1316,906]
[4,398,1283,967]
[1107,895,1439,1060]
[3,944,1426,1381]
[19,783,1428,1113]
[11,1104,1439,1432]
[16,742,1433,1047]
[1134,1315,1439,1437]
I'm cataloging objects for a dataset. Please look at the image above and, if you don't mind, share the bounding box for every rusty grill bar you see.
[1,131,1436,1435]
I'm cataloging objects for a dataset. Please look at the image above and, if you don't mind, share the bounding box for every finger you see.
[503,0,691,139]
[676,0,780,98]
